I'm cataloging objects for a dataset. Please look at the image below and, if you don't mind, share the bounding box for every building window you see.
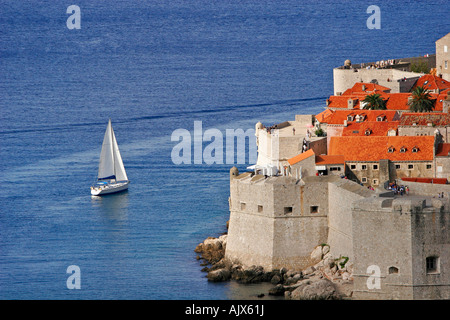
[412,147,419,153]
[284,207,293,214]
[258,205,263,213]
[408,164,414,170]
[388,266,399,274]
[350,164,356,170]
[373,179,378,185]
[361,177,367,183]
[445,45,448,53]
[395,164,401,169]
[445,60,448,69]
[376,116,384,122]
[361,164,367,170]
[347,116,353,122]
[240,202,246,210]
[373,164,378,170]
[310,206,319,214]
[330,167,341,171]
[426,164,432,170]
[426,256,439,274]
[400,147,407,153]
[388,146,395,153]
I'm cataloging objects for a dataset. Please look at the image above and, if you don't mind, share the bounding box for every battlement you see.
[352,196,449,213]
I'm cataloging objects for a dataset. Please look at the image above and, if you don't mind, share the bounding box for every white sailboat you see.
[91,119,129,196]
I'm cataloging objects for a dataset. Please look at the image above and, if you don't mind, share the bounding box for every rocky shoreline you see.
[195,234,354,300]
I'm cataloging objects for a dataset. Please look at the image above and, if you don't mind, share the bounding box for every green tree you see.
[408,86,434,112]
[362,93,386,110]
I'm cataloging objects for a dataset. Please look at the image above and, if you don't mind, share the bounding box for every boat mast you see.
[110,119,116,181]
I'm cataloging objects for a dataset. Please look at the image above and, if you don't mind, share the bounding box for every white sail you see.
[111,125,128,181]
[97,119,128,181]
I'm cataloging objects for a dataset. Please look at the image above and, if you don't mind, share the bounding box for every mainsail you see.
[97,119,128,181]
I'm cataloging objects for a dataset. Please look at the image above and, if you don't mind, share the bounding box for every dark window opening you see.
[310,206,319,214]
[426,256,439,274]
[389,266,399,274]
[284,207,293,214]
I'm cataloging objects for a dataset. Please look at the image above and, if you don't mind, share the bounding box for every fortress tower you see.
[352,197,450,300]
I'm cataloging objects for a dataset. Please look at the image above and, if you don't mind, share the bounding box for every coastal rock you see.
[303,266,315,276]
[196,235,353,299]
[195,236,227,265]
[322,252,335,269]
[287,279,338,300]
[207,268,231,282]
[268,284,285,296]
[271,274,282,285]
[310,245,323,264]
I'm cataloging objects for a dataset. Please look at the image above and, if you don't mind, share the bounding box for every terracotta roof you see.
[321,110,399,125]
[328,91,445,112]
[328,136,435,161]
[288,149,315,165]
[315,155,345,165]
[401,177,447,184]
[436,143,450,157]
[412,74,450,92]
[399,113,450,126]
[315,109,334,123]
[342,121,399,136]
[385,93,411,110]
[327,95,361,109]
[342,82,391,95]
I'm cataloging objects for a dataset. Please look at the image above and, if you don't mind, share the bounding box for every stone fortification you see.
[225,168,376,271]
[225,170,328,270]
[333,68,424,95]
[221,166,450,300]
[352,197,449,300]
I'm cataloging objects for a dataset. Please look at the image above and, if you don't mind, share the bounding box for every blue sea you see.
[0,0,448,300]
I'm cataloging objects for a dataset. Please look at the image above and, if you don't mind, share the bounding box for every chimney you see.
[348,98,354,109]
[408,96,413,105]
[362,85,366,91]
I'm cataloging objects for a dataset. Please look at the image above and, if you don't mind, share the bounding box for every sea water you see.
[0,0,448,299]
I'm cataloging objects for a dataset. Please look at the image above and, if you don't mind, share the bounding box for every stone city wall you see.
[352,197,449,300]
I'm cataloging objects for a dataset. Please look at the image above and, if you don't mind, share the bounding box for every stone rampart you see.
[352,197,450,300]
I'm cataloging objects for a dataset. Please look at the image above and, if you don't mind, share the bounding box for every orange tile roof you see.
[327,95,361,109]
[321,110,399,125]
[288,149,315,165]
[328,136,435,161]
[399,113,450,126]
[315,155,345,165]
[401,177,448,184]
[412,74,450,92]
[436,143,450,157]
[385,93,411,110]
[342,82,391,96]
[342,121,399,136]
[315,109,334,123]
[328,91,444,112]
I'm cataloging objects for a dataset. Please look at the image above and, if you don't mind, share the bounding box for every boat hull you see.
[91,181,129,196]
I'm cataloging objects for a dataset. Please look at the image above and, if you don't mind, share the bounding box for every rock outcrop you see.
[195,238,353,299]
